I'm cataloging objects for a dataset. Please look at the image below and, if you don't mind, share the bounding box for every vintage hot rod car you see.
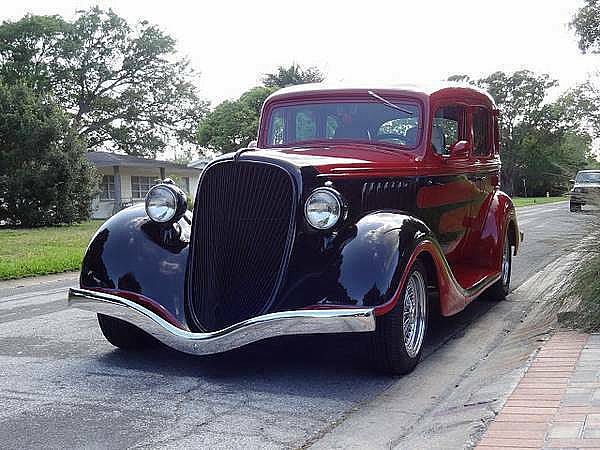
[69,83,521,374]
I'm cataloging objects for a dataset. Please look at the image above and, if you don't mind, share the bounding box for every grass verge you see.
[512,196,567,208]
[0,221,102,280]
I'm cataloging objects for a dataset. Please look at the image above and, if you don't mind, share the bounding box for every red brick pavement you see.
[476,331,600,450]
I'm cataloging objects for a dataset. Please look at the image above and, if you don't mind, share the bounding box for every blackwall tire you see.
[97,314,155,350]
[370,260,429,375]
[570,201,582,212]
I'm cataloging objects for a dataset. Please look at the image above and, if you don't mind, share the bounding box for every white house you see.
[86,151,206,219]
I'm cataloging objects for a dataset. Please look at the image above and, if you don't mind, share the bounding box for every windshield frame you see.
[259,96,425,153]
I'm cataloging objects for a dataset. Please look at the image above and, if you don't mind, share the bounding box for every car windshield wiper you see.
[367,90,413,115]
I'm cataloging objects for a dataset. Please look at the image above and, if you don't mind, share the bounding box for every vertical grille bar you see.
[188,161,295,331]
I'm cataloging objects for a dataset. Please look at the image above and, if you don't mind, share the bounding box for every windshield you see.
[265,100,421,149]
[576,172,600,183]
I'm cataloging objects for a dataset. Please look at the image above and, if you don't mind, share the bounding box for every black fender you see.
[313,211,433,309]
[80,205,190,327]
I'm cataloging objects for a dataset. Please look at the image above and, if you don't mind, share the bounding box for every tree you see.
[198,63,325,154]
[197,86,275,153]
[262,63,325,88]
[0,14,65,91]
[0,83,97,226]
[0,8,207,157]
[571,0,600,53]
[478,71,559,193]
[448,71,595,195]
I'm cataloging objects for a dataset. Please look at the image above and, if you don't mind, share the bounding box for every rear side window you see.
[432,105,464,155]
[472,107,491,156]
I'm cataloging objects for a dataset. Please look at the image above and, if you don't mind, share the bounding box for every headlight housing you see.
[304,187,344,230]
[145,182,187,224]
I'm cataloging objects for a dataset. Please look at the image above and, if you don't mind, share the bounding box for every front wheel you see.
[97,314,155,350]
[370,260,429,375]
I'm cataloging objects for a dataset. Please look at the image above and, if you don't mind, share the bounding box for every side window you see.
[268,110,285,145]
[131,176,155,199]
[295,109,317,141]
[432,105,464,155]
[472,107,491,156]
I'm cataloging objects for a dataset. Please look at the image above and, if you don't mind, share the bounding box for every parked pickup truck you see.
[570,169,600,212]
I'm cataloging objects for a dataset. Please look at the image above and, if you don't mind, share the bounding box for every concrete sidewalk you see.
[476,331,600,450]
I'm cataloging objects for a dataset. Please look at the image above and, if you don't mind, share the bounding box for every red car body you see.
[69,83,521,374]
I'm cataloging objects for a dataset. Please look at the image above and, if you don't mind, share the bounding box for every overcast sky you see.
[2,0,599,106]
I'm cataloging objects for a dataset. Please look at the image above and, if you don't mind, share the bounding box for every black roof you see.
[85,151,199,171]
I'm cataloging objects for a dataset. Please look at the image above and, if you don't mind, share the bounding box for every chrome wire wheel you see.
[402,270,427,358]
[501,238,511,286]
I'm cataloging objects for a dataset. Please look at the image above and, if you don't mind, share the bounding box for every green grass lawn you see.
[512,196,567,207]
[0,221,102,280]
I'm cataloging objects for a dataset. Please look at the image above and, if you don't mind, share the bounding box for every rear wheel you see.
[487,235,512,300]
[371,260,428,375]
[570,201,582,212]
[97,314,154,350]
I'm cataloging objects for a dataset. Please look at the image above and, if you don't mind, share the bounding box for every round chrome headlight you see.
[145,184,182,223]
[304,187,343,230]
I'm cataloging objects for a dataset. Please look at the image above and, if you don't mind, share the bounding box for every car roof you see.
[266,82,497,107]
[577,169,600,173]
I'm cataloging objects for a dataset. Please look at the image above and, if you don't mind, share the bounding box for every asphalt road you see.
[0,202,597,449]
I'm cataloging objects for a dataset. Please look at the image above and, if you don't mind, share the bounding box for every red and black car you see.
[69,83,521,374]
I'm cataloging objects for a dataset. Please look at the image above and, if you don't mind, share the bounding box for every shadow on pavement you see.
[93,296,499,380]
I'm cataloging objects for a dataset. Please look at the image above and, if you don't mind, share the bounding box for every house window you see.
[131,176,156,199]
[176,177,190,193]
[100,175,115,200]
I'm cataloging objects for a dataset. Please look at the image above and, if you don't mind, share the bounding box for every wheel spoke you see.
[402,269,427,358]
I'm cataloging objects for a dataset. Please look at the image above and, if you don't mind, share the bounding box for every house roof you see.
[86,151,201,171]
[188,157,212,168]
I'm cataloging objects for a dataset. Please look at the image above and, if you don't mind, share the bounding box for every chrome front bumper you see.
[68,288,376,355]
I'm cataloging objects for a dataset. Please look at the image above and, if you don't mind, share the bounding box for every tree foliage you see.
[450,70,597,195]
[198,63,325,154]
[571,0,600,54]
[262,63,325,88]
[0,82,97,226]
[0,7,207,157]
[197,86,275,153]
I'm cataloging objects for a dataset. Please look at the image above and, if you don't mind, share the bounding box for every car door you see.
[463,106,502,268]
[416,102,476,266]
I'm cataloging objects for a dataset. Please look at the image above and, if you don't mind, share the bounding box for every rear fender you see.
[468,190,520,272]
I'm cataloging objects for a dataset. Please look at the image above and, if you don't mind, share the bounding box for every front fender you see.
[80,205,190,326]
[316,211,432,308]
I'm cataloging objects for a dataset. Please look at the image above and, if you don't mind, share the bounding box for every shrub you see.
[0,83,97,227]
